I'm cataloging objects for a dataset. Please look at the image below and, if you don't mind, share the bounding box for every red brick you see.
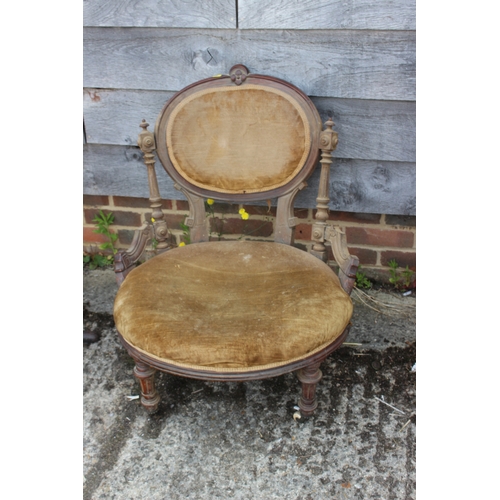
[145,212,189,230]
[385,214,416,227]
[209,202,240,214]
[295,223,312,240]
[117,229,136,245]
[294,208,310,219]
[84,208,142,227]
[347,247,378,265]
[210,217,273,238]
[175,199,190,211]
[326,211,382,224]
[83,195,109,206]
[113,196,173,210]
[83,226,108,244]
[327,245,377,265]
[163,213,189,230]
[243,204,277,217]
[345,227,414,248]
[381,250,416,269]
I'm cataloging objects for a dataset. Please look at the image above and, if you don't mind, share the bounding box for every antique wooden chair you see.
[113,65,359,418]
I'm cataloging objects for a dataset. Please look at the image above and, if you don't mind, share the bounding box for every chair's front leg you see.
[297,362,323,416]
[133,361,161,414]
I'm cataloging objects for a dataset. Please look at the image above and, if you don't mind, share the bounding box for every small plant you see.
[83,253,113,269]
[387,259,415,290]
[355,268,372,289]
[388,259,399,286]
[401,265,415,289]
[92,210,118,256]
[179,222,191,245]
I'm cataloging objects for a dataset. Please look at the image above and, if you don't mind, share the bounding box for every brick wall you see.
[83,195,416,283]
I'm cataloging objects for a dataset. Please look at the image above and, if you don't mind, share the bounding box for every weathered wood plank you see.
[84,144,415,215]
[239,0,415,30]
[320,158,415,216]
[84,0,236,28]
[313,97,415,163]
[84,144,181,200]
[83,89,176,146]
[83,89,415,162]
[83,28,415,100]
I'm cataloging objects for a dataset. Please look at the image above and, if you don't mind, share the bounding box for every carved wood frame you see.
[154,65,322,204]
[113,65,359,416]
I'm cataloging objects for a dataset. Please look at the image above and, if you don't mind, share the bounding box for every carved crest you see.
[229,64,249,85]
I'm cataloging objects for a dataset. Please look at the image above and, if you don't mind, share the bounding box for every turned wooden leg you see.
[297,363,323,416]
[133,361,161,414]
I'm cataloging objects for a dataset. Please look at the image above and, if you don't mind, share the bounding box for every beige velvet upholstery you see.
[166,85,310,194]
[114,241,353,372]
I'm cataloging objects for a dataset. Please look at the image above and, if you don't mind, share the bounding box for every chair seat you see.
[114,241,353,372]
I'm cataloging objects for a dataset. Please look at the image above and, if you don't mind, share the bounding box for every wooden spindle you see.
[311,118,338,262]
[138,120,170,249]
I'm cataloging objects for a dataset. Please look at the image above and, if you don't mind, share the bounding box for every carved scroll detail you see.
[114,224,153,285]
[325,225,359,296]
[174,183,209,243]
[275,182,307,244]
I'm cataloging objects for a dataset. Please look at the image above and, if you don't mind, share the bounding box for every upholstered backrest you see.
[155,65,322,202]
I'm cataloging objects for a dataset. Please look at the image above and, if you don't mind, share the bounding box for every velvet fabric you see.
[166,85,310,194]
[114,241,353,372]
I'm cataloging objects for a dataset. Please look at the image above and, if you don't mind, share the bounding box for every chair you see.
[113,65,359,418]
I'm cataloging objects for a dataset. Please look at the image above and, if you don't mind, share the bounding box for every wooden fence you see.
[83,0,415,216]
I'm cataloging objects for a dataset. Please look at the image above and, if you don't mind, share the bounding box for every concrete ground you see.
[83,268,416,500]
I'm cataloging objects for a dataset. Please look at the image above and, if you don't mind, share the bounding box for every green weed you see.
[387,259,415,290]
[355,267,373,289]
[83,253,113,269]
[92,210,118,255]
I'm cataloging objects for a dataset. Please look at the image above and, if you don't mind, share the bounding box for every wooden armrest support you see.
[115,119,177,285]
[137,120,172,249]
[174,184,209,243]
[309,118,358,295]
[275,182,307,245]
[311,118,337,262]
[325,225,359,295]
[114,223,153,285]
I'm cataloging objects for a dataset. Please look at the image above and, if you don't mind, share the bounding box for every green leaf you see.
[388,259,398,269]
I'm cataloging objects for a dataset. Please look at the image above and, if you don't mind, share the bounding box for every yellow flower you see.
[207,199,215,205]
[178,242,186,247]
[151,217,156,222]
[241,212,249,220]
[238,208,246,215]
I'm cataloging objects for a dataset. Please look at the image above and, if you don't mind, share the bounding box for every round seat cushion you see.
[114,241,353,372]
